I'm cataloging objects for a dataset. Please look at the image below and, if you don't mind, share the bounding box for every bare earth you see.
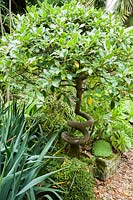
[94,149,133,200]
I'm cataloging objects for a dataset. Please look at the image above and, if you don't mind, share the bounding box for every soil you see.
[94,149,133,200]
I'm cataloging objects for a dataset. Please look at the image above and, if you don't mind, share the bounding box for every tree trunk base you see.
[66,144,80,157]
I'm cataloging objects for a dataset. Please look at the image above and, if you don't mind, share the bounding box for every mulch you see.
[94,149,133,200]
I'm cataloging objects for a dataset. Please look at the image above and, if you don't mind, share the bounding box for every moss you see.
[53,157,95,200]
[92,140,113,158]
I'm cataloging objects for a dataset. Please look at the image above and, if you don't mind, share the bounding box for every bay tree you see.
[0,1,133,151]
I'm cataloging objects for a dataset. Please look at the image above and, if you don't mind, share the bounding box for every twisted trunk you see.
[61,73,94,150]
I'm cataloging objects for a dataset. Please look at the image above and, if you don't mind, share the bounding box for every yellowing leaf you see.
[74,61,79,68]
[88,97,93,106]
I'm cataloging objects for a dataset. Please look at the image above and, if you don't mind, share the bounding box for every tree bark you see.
[61,73,94,150]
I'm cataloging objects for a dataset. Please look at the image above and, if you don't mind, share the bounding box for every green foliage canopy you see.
[0,1,133,98]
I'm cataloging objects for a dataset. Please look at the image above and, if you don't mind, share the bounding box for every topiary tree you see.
[0,1,132,154]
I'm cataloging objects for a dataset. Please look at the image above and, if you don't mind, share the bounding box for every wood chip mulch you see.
[94,149,133,200]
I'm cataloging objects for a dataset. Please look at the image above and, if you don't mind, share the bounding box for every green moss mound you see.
[92,140,113,158]
[54,157,95,200]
